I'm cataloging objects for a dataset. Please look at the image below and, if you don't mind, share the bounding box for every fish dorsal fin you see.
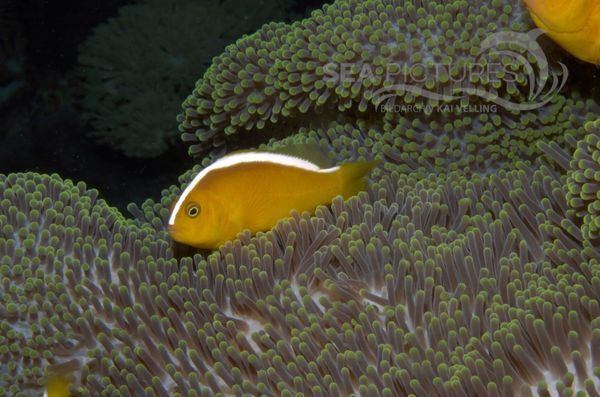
[254,142,334,168]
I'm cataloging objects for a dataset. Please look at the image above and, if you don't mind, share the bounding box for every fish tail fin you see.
[338,159,380,198]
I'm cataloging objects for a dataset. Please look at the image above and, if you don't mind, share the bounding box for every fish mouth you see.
[168,227,189,244]
[167,228,197,248]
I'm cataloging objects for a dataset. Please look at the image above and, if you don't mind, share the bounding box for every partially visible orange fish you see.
[524,0,600,64]
[168,150,378,248]
[44,372,72,397]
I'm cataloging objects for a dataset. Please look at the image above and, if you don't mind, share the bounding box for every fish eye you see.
[186,202,201,218]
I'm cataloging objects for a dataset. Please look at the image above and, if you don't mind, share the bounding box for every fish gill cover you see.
[1,0,600,396]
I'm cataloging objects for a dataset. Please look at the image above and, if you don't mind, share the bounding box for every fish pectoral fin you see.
[222,209,248,241]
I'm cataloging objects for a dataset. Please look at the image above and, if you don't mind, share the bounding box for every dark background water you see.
[0,0,327,212]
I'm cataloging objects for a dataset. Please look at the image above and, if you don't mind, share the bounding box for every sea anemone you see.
[259,93,599,173]
[178,0,546,159]
[0,172,173,395]
[567,119,600,241]
[78,0,291,158]
[3,157,600,395]
[3,0,600,395]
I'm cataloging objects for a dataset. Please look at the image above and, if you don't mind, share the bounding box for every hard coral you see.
[79,0,291,158]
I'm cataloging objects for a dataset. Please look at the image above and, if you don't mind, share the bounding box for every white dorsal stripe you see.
[168,151,340,225]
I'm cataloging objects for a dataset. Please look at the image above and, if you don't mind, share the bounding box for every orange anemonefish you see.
[168,150,378,249]
[524,0,600,65]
